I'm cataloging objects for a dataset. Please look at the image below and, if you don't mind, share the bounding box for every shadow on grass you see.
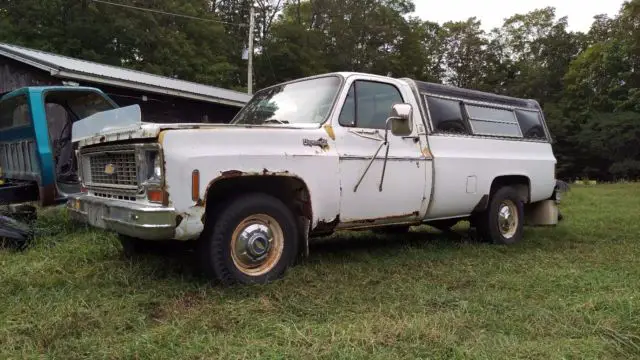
[309,226,474,255]
[111,222,579,287]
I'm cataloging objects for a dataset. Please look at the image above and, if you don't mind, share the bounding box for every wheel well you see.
[203,175,312,235]
[490,175,530,203]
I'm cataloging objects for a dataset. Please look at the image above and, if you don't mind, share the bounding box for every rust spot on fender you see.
[312,215,340,235]
[220,170,244,178]
[323,124,336,140]
[204,169,301,207]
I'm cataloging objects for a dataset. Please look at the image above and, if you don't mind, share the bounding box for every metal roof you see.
[0,42,251,107]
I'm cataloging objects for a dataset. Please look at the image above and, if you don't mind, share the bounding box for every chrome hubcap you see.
[498,200,518,238]
[241,224,272,260]
[231,214,284,276]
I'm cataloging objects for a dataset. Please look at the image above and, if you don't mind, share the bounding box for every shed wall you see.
[1,57,242,123]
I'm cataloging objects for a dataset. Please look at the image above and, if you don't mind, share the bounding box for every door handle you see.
[355,129,379,135]
[350,129,384,141]
[402,135,420,142]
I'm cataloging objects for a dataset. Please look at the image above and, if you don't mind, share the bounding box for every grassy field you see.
[1,183,640,359]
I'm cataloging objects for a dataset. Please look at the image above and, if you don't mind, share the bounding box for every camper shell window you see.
[465,104,523,138]
[417,80,549,142]
[515,109,546,139]
[425,96,469,134]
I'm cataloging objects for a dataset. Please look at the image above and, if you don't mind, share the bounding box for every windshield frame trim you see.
[230,73,346,127]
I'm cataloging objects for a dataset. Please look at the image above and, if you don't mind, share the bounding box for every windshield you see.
[50,91,115,120]
[231,76,342,125]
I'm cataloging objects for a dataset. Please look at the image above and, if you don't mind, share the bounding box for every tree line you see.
[1,0,639,181]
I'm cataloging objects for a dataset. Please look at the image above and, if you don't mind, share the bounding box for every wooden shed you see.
[0,43,251,123]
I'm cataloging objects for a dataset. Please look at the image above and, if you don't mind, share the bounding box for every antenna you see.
[248,6,255,95]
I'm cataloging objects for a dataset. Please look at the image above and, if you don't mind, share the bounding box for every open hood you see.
[71,104,324,147]
[72,105,146,144]
[71,105,220,146]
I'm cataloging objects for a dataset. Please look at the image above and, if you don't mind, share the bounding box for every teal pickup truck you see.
[0,86,117,246]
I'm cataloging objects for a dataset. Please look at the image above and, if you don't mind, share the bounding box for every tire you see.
[475,186,524,245]
[198,193,299,285]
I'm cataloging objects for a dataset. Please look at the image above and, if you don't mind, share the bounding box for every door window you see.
[339,80,404,130]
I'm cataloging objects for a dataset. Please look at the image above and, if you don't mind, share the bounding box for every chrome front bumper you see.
[66,194,177,240]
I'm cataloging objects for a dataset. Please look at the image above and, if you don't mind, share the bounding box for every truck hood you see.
[72,105,320,146]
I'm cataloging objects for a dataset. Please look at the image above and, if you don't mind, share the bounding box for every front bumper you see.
[66,194,177,240]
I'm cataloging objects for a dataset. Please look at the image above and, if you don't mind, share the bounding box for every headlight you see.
[142,149,163,184]
[153,152,162,178]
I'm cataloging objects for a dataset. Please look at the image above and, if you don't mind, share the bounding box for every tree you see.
[441,18,489,89]
[1,0,639,180]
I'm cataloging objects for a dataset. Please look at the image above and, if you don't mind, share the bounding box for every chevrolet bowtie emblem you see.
[104,164,116,175]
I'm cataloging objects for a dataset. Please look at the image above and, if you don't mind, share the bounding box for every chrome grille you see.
[93,191,137,202]
[87,150,138,188]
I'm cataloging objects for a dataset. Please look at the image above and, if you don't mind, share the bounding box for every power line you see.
[91,0,247,27]
[263,46,277,82]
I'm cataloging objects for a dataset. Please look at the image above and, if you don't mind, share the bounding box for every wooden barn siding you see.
[0,57,59,93]
[1,57,242,123]
[94,84,241,124]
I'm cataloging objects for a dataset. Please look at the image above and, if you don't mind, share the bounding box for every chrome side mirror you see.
[388,103,413,137]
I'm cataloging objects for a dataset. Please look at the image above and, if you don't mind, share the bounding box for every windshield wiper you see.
[263,119,289,124]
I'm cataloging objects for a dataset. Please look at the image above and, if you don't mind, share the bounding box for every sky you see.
[413,0,626,32]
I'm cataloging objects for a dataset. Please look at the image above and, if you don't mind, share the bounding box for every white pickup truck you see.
[67,72,561,285]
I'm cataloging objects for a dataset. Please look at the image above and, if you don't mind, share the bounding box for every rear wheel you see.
[198,193,299,285]
[476,186,524,245]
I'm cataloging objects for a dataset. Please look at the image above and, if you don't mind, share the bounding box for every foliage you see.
[0,0,638,180]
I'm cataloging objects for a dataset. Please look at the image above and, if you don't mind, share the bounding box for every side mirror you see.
[388,103,413,137]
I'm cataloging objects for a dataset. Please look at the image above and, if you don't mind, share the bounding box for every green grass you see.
[2,184,640,359]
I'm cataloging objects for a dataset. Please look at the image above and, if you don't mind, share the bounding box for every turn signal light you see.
[147,189,164,203]
[192,170,200,202]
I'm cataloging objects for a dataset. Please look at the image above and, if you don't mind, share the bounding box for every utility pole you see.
[247,6,255,95]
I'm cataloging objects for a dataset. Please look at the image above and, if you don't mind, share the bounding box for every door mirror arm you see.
[379,103,413,191]
[353,103,415,193]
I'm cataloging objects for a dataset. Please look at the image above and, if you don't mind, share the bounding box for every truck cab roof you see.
[1,86,108,100]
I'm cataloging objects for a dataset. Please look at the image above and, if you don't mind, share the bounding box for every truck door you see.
[332,77,432,226]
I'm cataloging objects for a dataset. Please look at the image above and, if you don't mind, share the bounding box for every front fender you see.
[160,127,341,240]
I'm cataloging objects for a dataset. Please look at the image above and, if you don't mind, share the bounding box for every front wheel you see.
[198,193,299,285]
[476,186,524,245]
